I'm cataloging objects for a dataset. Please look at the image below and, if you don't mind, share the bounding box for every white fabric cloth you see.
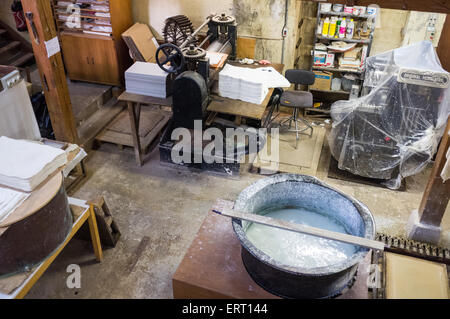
[0,137,67,192]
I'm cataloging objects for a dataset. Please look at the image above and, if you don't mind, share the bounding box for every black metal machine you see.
[329,65,449,188]
[155,13,237,129]
[157,13,255,176]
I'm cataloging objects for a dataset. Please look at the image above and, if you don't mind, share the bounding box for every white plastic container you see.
[346,19,355,39]
[328,17,337,37]
[367,6,377,15]
[321,3,332,12]
[331,78,342,91]
[332,4,343,12]
[322,17,330,36]
[344,5,353,14]
[354,6,366,16]
[339,18,347,39]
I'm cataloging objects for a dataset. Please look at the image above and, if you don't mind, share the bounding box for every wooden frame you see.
[0,198,103,299]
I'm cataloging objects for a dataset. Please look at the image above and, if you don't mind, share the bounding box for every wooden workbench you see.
[98,91,172,166]
[207,63,284,124]
[0,194,103,299]
[111,63,283,166]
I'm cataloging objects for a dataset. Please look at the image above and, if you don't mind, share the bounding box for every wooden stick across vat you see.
[213,208,385,251]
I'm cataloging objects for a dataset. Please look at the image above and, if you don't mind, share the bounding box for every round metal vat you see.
[232,174,376,299]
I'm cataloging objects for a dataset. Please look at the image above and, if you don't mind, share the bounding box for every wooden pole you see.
[213,208,386,251]
[417,117,450,227]
[437,15,450,72]
[21,0,79,143]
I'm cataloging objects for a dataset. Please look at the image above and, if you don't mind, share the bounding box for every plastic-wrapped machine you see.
[329,41,450,189]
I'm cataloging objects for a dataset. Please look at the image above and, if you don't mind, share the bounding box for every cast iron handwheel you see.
[156,43,185,74]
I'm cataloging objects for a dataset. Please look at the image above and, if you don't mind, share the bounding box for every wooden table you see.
[172,200,370,299]
[115,91,172,166]
[207,63,284,125]
[116,63,283,166]
[0,197,103,299]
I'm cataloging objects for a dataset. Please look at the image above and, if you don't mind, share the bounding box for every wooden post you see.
[437,15,450,72]
[417,118,450,227]
[316,1,450,14]
[21,0,79,143]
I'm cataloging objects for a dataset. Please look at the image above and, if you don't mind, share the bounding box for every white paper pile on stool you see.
[125,62,170,98]
[219,64,290,104]
[0,136,67,192]
[0,187,29,223]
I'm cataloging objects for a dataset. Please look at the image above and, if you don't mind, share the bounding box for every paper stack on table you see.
[0,136,67,192]
[125,62,170,98]
[219,64,290,104]
[0,187,29,223]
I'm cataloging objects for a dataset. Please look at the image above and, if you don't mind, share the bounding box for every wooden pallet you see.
[95,108,170,153]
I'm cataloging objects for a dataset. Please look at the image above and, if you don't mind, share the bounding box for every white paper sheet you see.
[0,80,41,140]
[219,65,290,104]
[45,37,61,58]
[0,187,29,223]
[0,137,67,191]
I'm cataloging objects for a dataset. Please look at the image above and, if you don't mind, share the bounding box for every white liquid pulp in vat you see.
[245,208,357,268]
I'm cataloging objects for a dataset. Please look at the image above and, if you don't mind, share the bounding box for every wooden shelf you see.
[311,88,350,94]
[52,0,133,86]
[319,11,375,19]
[313,66,363,74]
[316,35,370,44]
[305,107,331,114]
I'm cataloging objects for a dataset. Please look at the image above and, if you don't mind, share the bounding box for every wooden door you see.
[61,33,120,85]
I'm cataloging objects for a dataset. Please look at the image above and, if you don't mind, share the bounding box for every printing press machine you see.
[156,13,268,176]
[328,42,450,189]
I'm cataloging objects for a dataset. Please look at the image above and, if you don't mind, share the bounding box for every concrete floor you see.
[25,133,450,299]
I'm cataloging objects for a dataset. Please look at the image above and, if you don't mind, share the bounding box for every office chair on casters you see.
[279,69,315,149]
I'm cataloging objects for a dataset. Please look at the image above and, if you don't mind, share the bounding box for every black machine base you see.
[159,120,241,177]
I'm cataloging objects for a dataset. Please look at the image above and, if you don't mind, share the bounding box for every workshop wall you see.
[370,8,446,56]
[0,0,445,71]
[132,0,300,69]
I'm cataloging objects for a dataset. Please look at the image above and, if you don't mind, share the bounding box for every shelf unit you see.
[310,6,376,97]
[51,0,133,86]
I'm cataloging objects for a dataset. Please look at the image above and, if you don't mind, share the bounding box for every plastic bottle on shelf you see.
[328,17,337,38]
[335,18,341,38]
[317,18,324,35]
[339,18,347,39]
[346,19,354,39]
[322,17,330,37]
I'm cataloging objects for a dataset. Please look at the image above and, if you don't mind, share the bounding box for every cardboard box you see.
[122,23,159,63]
[311,71,332,91]
[325,53,335,67]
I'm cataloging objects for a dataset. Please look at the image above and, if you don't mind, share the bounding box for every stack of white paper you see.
[219,65,290,104]
[0,137,67,192]
[125,62,170,98]
[0,187,29,223]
